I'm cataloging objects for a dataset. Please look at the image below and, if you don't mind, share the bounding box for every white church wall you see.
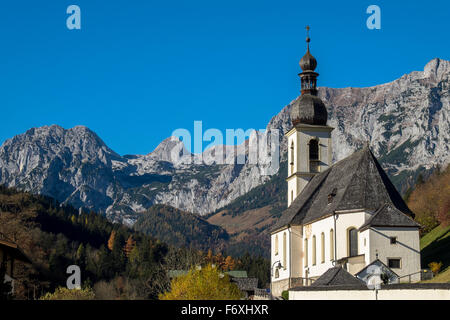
[289,288,450,300]
[304,211,368,279]
[303,215,335,278]
[360,229,371,265]
[271,228,291,282]
[369,227,421,282]
[290,226,304,278]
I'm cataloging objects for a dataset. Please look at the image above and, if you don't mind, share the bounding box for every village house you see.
[0,232,31,294]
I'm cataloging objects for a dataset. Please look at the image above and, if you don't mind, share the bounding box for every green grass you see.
[420,224,450,270]
[422,267,450,283]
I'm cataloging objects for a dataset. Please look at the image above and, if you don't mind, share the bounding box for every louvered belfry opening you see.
[309,139,319,173]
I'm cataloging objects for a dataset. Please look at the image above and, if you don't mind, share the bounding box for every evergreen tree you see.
[124,236,136,258]
[76,243,86,269]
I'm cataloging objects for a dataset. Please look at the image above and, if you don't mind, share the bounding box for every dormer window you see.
[327,188,337,204]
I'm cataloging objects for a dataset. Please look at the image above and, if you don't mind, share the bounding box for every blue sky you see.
[0,0,448,155]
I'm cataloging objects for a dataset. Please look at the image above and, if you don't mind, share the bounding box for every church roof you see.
[359,203,420,231]
[310,266,366,287]
[271,145,416,232]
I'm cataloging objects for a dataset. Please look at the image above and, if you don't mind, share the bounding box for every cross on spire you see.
[305,25,311,50]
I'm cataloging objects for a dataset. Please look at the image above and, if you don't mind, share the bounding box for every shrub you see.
[40,286,95,300]
[159,264,242,300]
[428,262,443,275]
[281,290,289,300]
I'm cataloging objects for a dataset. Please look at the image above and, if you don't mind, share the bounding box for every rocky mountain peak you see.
[0,58,448,222]
[423,58,450,82]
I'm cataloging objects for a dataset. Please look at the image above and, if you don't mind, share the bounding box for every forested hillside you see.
[133,204,229,251]
[0,186,269,299]
[406,165,450,276]
[406,165,450,233]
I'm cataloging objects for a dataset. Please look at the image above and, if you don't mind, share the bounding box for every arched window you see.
[309,139,319,173]
[290,141,294,174]
[283,232,287,270]
[312,235,316,266]
[275,235,279,256]
[321,232,325,263]
[304,238,308,267]
[291,190,294,204]
[330,229,334,261]
[348,228,358,257]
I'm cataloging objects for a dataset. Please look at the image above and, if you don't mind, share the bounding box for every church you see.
[270,32,421,297]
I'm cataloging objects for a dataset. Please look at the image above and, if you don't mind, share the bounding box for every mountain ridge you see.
[0,58,449,223]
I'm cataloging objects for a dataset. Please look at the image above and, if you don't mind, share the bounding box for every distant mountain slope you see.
[0,59,449,224]
[133,204,229,251]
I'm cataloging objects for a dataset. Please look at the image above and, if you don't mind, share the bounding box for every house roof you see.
[226,270,248,278]
[271,145,414,232]
[168,269,249,279]
[355,259,399,281]
[0,232,31,264]
[310,266,366,288]
[231,277,258,291]
[359,203,420,231]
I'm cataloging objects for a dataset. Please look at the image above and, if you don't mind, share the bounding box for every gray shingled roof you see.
[359,203,420,231]
[310,266,366,287]
[271,145,414,232]
[231,277,258,291]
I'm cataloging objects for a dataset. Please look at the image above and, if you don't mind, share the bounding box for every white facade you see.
[368,227,421,282]
[286,124,333,207]
[289,287,450,300]
[271,122,422,296]
[271,211,421,294]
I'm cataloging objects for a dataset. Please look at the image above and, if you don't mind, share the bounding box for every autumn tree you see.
[159,264,242,300]
[408,165,450,233]
[107,230,116,251]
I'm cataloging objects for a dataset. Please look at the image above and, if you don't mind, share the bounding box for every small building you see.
[355,259,400,285]
[231,277,258,299]
[289,266,450,300]
[0,233,32,294]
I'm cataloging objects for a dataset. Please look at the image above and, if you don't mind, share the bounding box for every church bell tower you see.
[287,27,334,207]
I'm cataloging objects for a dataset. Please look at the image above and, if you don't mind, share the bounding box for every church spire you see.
[290,26,327,126]
[299,26,318,95]
[286,27,334,207]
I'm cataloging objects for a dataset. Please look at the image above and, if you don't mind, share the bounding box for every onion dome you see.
[299,38,317,71]
[290,94,328,126]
